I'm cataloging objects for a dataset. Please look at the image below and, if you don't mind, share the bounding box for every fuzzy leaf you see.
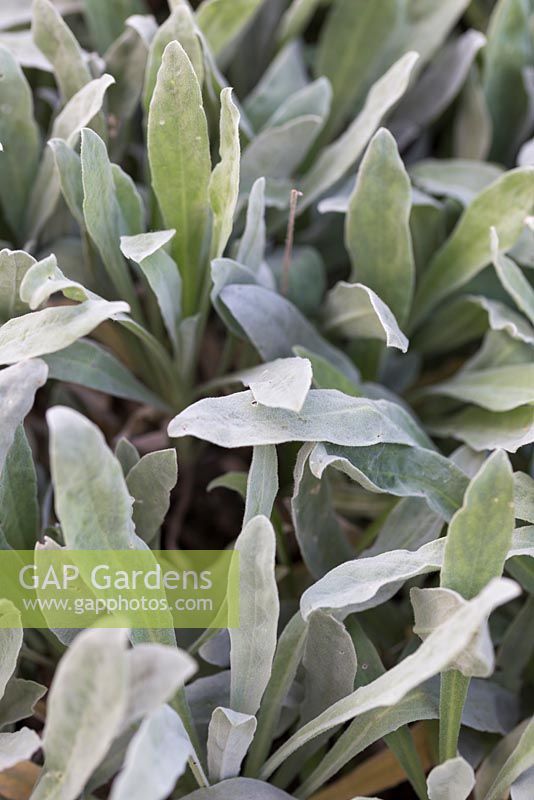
[207,707,257,783]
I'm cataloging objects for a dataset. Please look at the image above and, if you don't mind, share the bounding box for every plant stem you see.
[282,189,302,296]
[439,670,470,762]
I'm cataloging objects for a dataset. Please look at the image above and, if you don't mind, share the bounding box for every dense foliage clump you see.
[0,1,533,799]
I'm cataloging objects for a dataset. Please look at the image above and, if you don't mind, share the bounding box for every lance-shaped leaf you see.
[0,677,46,729]
[207,707,257,783]
[122,644,197,731]
[84,0,145,53]
[44,340,167,410]
[168,389,431,449]
[322,281,409,351]
[229,516,279,716]
[220,284,360,379]
[491,228,534,326]
[240,115,323,195]
[291,443,354,578]
[126,450,178,546]
[0,728,41,772]
[26,73,115,240]
[148,41,211,316]
[0,299,129,365]
[299,531,529,621]
[0,426,39,549]
[345,129,414,324]
[260,579,520,779]
[143,3,203,110]
[196,0,262,57]
[0,47,39,236]
[236,177,266,271]
[441,450,514,598]
[309,441,467,521]
[267,77,332,129]
[210,88,240,259]
[47,406,137,549]
[0,602,22,701]
[413,167,534,325]
[110,705,193,800]
[428,405,534,453]
[298,52,419,213]
[121,231,182,350]
[81,128,142,318]
[427,757,475,800]
[243,445,278,525]
[439,449,514,760]
[32,0,91,101]
[0,360,48,474]
[0,250,34,323]
[243,42,308,130]
[426,364,534,411]
[185,778,294,799]
[315,0,470,139]
[515,472,534,524]
[410,159,503,207]
[278,0,323,45]
[484,0,534,163]
[33,628,129,800]
[244,613,308,778]
[475,717,534,800]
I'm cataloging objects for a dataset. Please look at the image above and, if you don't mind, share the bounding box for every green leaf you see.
[0,47,39,237]
[0,678,46,729]
[292,443,354,578]
[229,515,279,716]
[0,602,22,701]
[0,360,48,475]
[126,450,178,546]
[345,128,415,324]
[110,705,193,800]
[243,445,278,525]
[0,249,34,323]
[32,0,92,101]
[309,441,467,521]
[426,365,534,411]
[483,0,534,163]
[243,42,308,132]
[278,0,324,46]
[294,347,361,395]
[207,707,256,782]
[219,284,362,379]
[491,228,534,325]
[515,472,534,523]
[196,0,262,57]
[244,613,308,778]
[121,231,182,351]
[33,628,129,800]
[84,0,145,53]
[240,115,324,195]
[168,389,431,449]
[315,0,470,138]
[322,281,409,351]
[47,406,137,550]
[299,52,419,212]
[0,426,39,549]
[236,177,266,271]
[27,74,115,240]
[260,579,520,779]
[148,41,211,317]
[266,77,332,129]
[410,159,503,206]
[412,168,534,325]
[209,88,241,259]
[81,128,142,319]
[428,405,534,453]
[476,717,534,800]
[43,339,167,410]
[143,3,204,111]
[0,299,129,365]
